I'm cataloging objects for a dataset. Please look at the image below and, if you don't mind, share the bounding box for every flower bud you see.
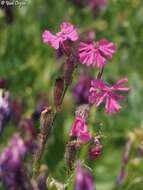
[60,41,71,56]
[65,141,77,170]
[54,77,64,109]
[64,58,74,86]
[40,106,55,135]
[89,137,102,160]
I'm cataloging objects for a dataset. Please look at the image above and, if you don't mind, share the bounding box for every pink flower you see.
[78,39,116,68]
[88,78,129,113]
[70,116,91,143]
[42,22,78,49]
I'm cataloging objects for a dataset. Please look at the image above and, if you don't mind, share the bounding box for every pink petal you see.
[112,78,130,91]
[105,96,122,113]
[95,92,107,107]
[99,39,116,59]
[79,42,98,67]
[94,50,106,68]
[79,131,91,143]
[42,30,60,49]
[91,79,107,89]
[79,43,107,68]
[60,22,78,41]
[70,117,87,137]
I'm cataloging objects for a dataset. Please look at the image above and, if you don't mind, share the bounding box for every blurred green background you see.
[0,0,143,189]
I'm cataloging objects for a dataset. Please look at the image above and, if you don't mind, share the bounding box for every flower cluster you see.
[0,134,27,189]
[42,20,129,190]
[42,21,129,190]
[70,104,102,161]
[43,22,129,115]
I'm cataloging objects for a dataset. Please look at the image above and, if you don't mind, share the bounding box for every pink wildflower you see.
[42,22,78,49]
[88,78,129,113]
[70,116,91,143]
[78,39,116,68]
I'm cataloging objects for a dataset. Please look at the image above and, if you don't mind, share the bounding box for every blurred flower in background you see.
[0,0,14,23]
[0,0,143,189]
[70,0,108,16]
[0,83,11,135]
[75,162,95,190]
[0,118,37,189]
[17,118,37,153]
[11,98,24,124]
[89,0,108,12]
[73,70,92,105]
[0,134,28,189]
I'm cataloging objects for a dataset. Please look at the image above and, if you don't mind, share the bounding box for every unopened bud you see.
[64,58,74,85]
[40,106,55,135]
[89,137,102,160]
[60,41,71,56]
[54,77,64,109]
[65,141,78,170]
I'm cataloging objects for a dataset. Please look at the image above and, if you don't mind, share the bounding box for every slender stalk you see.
[33,107,56,177]
[97,66,105,79]
[33,61,76,178]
